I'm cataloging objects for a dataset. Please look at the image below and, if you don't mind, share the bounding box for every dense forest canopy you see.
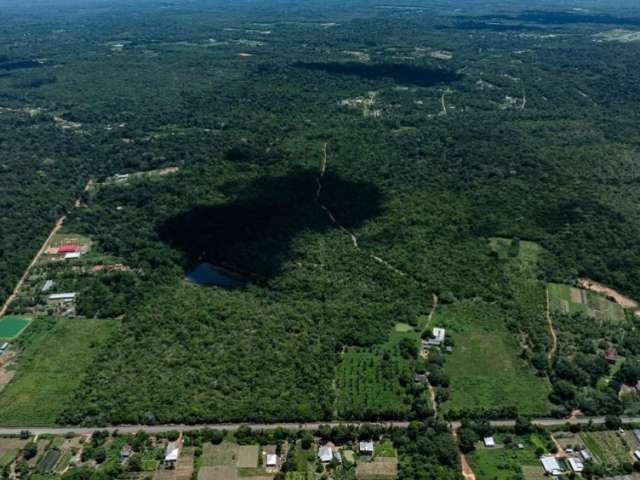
[1,0,640,426]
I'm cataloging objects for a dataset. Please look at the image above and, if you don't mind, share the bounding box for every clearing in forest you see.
[438,301,552,416]
[356,457,397,480]
[0,316,32,339]
[548,283,625,323]
[0,317,119,425]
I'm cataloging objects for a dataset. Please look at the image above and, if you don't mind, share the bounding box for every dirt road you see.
[545,286,557,364]
[0,216,65,317]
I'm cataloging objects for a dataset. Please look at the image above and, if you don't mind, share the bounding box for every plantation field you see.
[0,316,32,339]
[549,283,625,322]
[355,457,397,480]
[335,331,416,420]
[489,238,544,272]
[580,431,632,465]
[0,318,119,425]
[438,301,552,416]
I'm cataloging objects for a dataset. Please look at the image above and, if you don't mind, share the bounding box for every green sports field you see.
[0,316,32,339]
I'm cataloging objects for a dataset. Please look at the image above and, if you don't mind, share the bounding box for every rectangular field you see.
[580,431,632,465]
[0,316,32,339]
[549,283,625,322]
[236,445,259,468]
[336,331,417,420]
[356,457,397,480]
[438,301,552,416]
[0,317,120,425]
[203,443,239,466]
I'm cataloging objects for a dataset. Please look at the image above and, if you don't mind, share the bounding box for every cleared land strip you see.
[3,416,640,435]
[0,216,65,317]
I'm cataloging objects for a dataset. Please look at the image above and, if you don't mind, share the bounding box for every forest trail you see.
[440,91,448,116]
[0,216,65,317]
[545,286,557,363]
[521,90,527,110]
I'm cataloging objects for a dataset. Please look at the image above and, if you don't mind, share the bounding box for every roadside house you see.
[318,446,333,463]
[165,442,180,466]
[359,441,374,455]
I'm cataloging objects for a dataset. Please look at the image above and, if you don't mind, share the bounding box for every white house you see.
[433,327,446,343]
[540,456,562,475]
[359,441,374,454]
[568,458,584,473]
[165,442,180,464]
[483,436,495,448]
[581,449,592,461]
[266,454,278,468]
[318,446,333,463]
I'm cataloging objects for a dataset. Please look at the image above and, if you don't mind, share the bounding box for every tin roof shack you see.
[540,456,562,476]
[483,437,496,448]
[262,445,279,473]
[568,457,584,473]
[318,446,333,463]
[359,441,374,455]
[48,293,76,302]
[165,441,180,467]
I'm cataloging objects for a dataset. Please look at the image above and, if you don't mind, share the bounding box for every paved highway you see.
[1,416,640,436]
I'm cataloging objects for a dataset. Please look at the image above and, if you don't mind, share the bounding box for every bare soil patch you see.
[579,278,639,309]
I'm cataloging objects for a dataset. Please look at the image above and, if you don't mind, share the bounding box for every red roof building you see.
[605,350,617,363]
[57,244,78,254]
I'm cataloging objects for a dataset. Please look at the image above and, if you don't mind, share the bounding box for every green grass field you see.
[467,434,543,480]
[0,316,32,339]
[549,283,625,322]
[438,301,552,416]
[0,318,119,425]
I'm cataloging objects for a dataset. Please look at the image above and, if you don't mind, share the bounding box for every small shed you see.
[414,373,428,384]
[634,450,640,462]
[580,449,592,461]
[64,252,82,260]
[605,350,618,363]
[41,280,54,293]
[483,437,495,448]
[120,445,133,462]
[0,343,9,352]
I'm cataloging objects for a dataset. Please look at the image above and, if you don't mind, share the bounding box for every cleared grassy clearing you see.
[203,443,239,466]
[236,445,259,468]
[438,301,551,416]
[356,457,397,480]
[467,434,543,480]
[0,317,119,425]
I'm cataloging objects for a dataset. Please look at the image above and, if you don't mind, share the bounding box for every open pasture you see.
[467,433,545,480]
[438,301,551,416]
[0,317,119,425]
[549,283,625,322]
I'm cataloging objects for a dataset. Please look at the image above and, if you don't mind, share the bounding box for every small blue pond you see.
[187,263,245,288]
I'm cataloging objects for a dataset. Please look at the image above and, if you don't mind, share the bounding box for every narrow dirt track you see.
[545,286,557,364]
[0,216,65,317]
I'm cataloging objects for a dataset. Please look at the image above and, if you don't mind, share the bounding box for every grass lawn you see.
[203,443,239,466]
[374,441,396,458]
[438,301,552,416]
[393,323,413,333]
[0,317,119,425]
[467,435,542,480]
[236,445,258,468]
[0,448,19,467]
[0,316,32,339]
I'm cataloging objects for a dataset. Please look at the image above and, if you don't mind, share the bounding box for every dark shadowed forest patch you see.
[158,169,382,279]
[293,62,461,87]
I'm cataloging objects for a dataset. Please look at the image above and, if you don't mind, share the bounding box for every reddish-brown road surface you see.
[0,216,65,317]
